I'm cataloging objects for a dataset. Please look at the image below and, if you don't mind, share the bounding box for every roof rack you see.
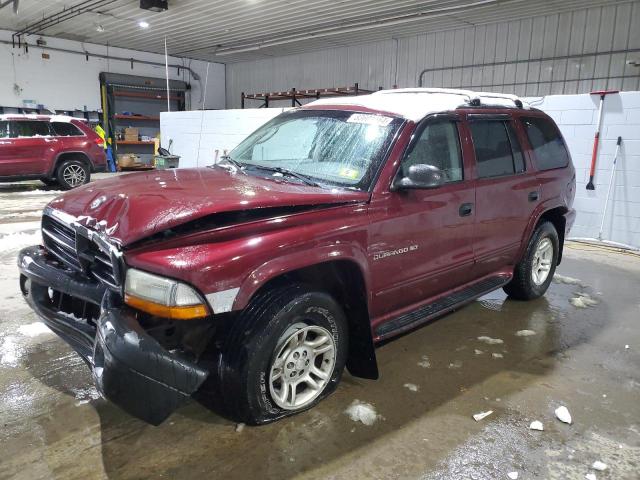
[374,88,524,108]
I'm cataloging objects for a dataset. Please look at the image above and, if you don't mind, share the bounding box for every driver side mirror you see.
[392,164,445,190]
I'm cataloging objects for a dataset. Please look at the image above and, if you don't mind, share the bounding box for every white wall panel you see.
[226,2,640,108]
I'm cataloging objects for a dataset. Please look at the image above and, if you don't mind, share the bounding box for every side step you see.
[375,274,511,339]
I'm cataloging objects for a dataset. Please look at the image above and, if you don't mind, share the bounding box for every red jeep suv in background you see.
[0,114,107,189]
[18,88,576,426]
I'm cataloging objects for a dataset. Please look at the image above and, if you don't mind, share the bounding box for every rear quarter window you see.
[51,122,84,136]
[521,117,570,170]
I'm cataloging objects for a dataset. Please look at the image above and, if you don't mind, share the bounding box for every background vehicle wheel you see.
[504,221,559,300]
[217,284,348,425]
[40,178,59,187]
[56,160,90,190]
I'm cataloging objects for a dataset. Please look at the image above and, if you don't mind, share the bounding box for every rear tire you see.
[217,284,348,425]
[503,221,559,300]
[56,159,90,190]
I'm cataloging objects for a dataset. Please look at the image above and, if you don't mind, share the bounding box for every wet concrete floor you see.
[0,179,639,479]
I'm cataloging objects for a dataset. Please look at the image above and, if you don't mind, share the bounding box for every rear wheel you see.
[56,159,90,190]
[217,284,348,424]
[504,221,559,300]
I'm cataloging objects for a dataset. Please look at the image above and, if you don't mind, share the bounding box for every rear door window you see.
[12,120,51,138]
[521,117,570,170]
[469,120,521,178]
[51,121,84,136]
[0,121,9,138]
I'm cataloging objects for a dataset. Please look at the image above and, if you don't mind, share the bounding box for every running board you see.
[375,274,511,339]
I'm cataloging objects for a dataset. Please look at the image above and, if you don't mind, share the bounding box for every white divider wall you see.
[528,92,640,248]
[160,108,288,169]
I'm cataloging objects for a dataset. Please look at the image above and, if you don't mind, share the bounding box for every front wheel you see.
[56,160,90,190]
[217,284,348,424]
[504,221,559,300]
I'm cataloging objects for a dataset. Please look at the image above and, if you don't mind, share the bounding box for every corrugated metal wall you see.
[226,1,640,108]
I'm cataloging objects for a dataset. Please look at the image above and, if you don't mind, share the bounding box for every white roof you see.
[0,113,78,122]
[307,88,530,122]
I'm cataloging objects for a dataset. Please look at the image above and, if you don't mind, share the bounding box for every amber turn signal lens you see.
[125,294,208,320]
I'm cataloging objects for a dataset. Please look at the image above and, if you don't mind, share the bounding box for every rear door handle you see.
[528,191,540,202]
[459,202,473,217]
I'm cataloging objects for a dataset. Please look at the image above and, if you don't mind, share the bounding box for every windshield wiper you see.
[215,155,247,174]
[248,164,321,187]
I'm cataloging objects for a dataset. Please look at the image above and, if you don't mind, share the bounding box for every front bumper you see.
[18,245,209,425]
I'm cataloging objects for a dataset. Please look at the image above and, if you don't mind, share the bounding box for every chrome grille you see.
[42,215,81,270]
[42,214,121,289]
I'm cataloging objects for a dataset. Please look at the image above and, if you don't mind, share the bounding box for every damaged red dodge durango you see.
[18,88,576,425]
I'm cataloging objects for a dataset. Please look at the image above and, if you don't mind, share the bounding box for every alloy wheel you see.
[531,237,553,285]
[268,323,336,410]
[62,164,86,187]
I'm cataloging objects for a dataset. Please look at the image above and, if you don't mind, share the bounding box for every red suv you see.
[18,89,576,425]
[0,114,107,189]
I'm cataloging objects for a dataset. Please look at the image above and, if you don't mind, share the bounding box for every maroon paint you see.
[44,105,575,339]
[0,116,106,178]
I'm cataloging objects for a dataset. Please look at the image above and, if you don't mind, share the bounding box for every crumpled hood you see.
[47,168,369,246]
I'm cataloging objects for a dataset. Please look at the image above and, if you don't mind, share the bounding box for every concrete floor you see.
[1,178,639,480]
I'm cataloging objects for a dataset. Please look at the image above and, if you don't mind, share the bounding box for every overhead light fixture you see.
[140,0,167,12]
[138,20,150,29]
[96,24,104,32]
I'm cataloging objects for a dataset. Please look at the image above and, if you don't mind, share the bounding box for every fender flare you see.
[517,198,568,263]
[50,151,93,176]
[233,244,379,380]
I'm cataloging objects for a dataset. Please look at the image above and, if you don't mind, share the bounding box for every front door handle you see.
[528,191,540,202]
[459,202,473,217]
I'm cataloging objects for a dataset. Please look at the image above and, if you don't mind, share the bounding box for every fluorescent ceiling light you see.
[138,20,149,29]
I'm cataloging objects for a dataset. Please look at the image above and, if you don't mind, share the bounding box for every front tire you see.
[56,159,90,190]
[218,284,348,424]
[504,221,559,300]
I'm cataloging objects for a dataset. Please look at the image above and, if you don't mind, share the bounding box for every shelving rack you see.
[100,72,187,167]
[241,83,382,108]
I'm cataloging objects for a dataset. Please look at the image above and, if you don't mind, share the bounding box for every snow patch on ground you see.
[553,274,584,286]
[17,322,52,337]
[507,472,519,479]
[417,355,431,368]
[591,461,607,471]
[345,400,381,426]
[472,410,493,421]
[14,189,62,196]
[530,420,544,431]
[492,352,504,359]
[0,231,41,253]
[72,386,101,406]
[448,360,463,369]
[555,405,572,424]
[403,383,419,392]
[0,337,21,366]
[569,293,598,308]
[515,329,537,337]
[235,423,245,433]
[477,336,504,345]
[0,210,43,220]
[474,349,484,355]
